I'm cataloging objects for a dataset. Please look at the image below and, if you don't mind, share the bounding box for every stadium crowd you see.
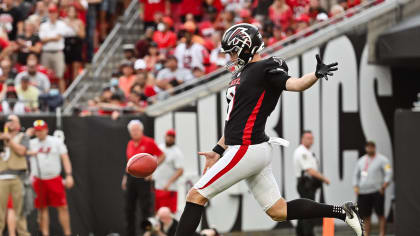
[83,0,383,117]
[0,0,383,117]
[0,0,126,115]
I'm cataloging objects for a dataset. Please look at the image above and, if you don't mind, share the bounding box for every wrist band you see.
[212,144,225,156]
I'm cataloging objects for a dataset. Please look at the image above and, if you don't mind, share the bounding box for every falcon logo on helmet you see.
[227,27,252,48]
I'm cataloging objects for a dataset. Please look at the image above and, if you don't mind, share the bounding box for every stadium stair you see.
[62,0,141,114]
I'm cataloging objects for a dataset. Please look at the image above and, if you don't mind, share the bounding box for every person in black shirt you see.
[0,0,23,41]
[174,23,365,236]
[16,20,42,65]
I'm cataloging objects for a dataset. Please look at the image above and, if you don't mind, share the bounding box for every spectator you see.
[1,85,26,115]
[353,141,392,236]
[295,14,310,33]
[156,56,193,91]
[32,1,49,24]
[122,120,165,236]
[0,58,17,82]
[86,0,101,62]
[63,4,86,81]
[28,120,74,236]
[174,30,205,72]
[143,42,164,73]
[140,0,169,29]
[123,44,137,63]
[144,207,179,236]
[126,90,147,114]
[154,129,184,213]
[136,27,154,59]
[118,60,137,97]
[39,4,68,93]
[0,115,30,236]
[210,46,230,69]
[308,0,327,22]
[110,77,125,99]
[0,0,24,41]
[15,20,42,66]
[268,25,285,46]
[152,17,176,52]
[15,57,51,94]
[99,0,118,41]
[15,75,40,112]
[269,0,293,29]
[330,4,345,17]
[191,66,205,80]
[38,84,64,112]
[223,0,248,12]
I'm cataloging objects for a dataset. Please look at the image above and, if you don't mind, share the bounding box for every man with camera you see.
[143,207,179,236]
[0,115,30,236]
[293,131,330,236]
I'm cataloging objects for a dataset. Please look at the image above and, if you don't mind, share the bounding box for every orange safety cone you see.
[323,218,335,236]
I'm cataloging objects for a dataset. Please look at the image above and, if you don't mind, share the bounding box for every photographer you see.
[0,115,30,236]
[143,207,178,236]
[293,131,330,236]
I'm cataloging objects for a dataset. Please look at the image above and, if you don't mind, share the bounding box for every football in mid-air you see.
[126,153,157,178]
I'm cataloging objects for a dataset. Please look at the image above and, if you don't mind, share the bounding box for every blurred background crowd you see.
[0,0,377,117]
[85,0,381,117]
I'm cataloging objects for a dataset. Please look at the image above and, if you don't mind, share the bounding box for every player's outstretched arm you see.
[286,54,338,92]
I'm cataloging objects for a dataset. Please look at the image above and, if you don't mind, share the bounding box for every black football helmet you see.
[221,23,264,73]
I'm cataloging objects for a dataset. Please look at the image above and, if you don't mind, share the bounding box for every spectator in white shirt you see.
[154,129,184,213]
[39,5,69,93]
[174,31,205,72]
[156,56,193,91]
[14,57,51,94]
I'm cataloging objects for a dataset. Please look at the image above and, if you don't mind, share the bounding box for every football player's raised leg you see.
[266,198,364,236]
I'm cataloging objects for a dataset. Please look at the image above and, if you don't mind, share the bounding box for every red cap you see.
[162,17,173,27]
[166,129,176,137]
[239,9,251,18]
[48,5,59,13]
[33,120,48,131]
[296,14,310,23]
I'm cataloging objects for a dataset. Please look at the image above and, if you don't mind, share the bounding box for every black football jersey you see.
[224,56,290,145]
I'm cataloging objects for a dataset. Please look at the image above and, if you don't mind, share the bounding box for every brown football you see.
[126,153,157,178]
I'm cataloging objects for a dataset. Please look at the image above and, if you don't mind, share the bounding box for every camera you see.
[141,217,160,234]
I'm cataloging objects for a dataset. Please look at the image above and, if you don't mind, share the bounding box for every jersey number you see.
[226,86,236,121]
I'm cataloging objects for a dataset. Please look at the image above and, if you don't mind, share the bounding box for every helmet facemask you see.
[223,42,264,74]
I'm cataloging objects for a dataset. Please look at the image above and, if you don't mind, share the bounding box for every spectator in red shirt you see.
[152,17,177,52]
[140,0,169,28]
[122,120,165,236]
[269,0,293,29]
[179,0,203,22]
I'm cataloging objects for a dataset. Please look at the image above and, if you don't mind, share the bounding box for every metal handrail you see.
[146,0,403,117]
[147,0,382,103]
[63,83,90,114]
